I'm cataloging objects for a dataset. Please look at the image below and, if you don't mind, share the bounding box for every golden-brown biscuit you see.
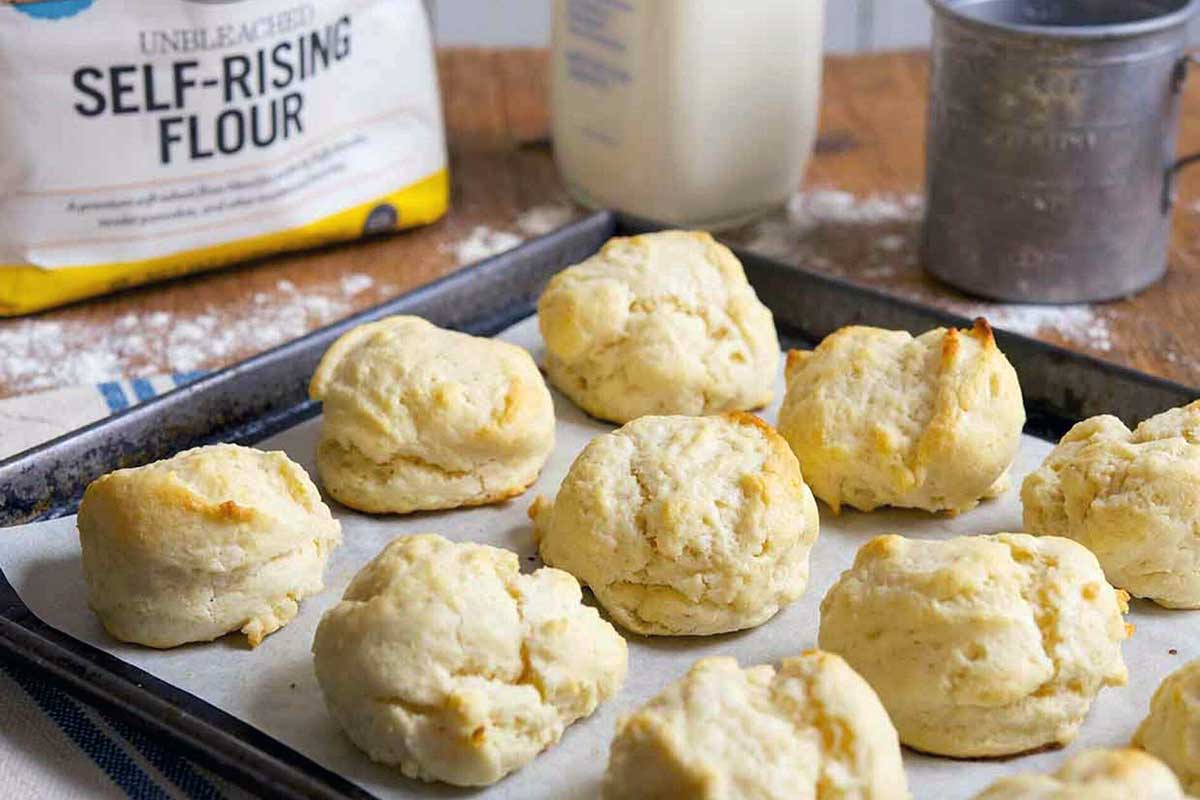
[312,534,627,786]
[778,321,1024,514]
[310,316,555,513]
[972,748,1191,799]
[531,413,819,636]
[819,533,1129,757]
[77,444,341,648]
[537,230,779,423]
[1133,659,1200,794]
[1023,401,1200,608]
[603,652,909,799]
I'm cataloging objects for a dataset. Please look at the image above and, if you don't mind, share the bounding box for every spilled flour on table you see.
[0,273,385,396]
[451,226,524,265]
[0,192,1126,399]
[797,189,926,225]
[448,205,577,267]
[956,303,1113,353]
[4,206,573,399]
[741,189,1117,355]
[339,273,374,297]
[745,189,925,262]
[515,204,576,237]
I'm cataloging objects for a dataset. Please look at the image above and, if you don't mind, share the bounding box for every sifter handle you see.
[1165,53,1200,212]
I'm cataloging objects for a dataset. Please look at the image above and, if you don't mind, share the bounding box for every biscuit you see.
[972,748,1191,800]
[602,652,909,800]
[537,230,779,423]
[309,316,555,514]
[531,413,819,636]
[777,321,1024,513]
[818,533,1129,757]
[1022,402,1200,608]
[311,534,627,787]
[77,444,341,648]
[1133,659,1200,794]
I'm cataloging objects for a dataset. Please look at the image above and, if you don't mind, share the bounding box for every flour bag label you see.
[0,0,448,315]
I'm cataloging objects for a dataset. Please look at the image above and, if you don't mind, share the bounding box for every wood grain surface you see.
[3,48,1200,401]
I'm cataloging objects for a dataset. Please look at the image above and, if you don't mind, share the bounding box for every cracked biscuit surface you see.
[77,444,342,648]
[1022,401,1200,608]
[309,316,555,514]
[530,413,819,636]
[602,652,909,800]
[973,748,1193,799]
[311,534,627,787]
[778,322,1024,514]
[818,533,1129,757]
[537,230,779,424]
[1133,659,1200,794]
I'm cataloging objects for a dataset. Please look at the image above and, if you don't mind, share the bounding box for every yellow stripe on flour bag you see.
[0,171,448,316]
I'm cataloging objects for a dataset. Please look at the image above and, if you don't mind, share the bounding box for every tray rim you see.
[1,209,1197,798]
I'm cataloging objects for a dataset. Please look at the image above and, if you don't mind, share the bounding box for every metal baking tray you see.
[1,211,1195,798]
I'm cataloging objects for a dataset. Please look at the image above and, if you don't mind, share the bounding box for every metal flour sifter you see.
[924,0,1200,302]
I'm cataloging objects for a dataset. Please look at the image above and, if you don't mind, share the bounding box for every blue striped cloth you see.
[0,656,238,800]
[1,372,251,800]
[96,373,207,414]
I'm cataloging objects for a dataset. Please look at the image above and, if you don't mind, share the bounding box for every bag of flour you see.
[0,0,448,315]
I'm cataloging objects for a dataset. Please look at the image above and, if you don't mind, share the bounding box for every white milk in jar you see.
[551,0,825,228]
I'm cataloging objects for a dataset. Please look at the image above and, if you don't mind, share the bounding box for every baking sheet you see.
[1,315,1195,799]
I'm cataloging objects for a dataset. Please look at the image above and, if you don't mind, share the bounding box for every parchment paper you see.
[1,316,1195,799]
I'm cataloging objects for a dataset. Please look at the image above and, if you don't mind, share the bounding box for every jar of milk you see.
[550,0,825,228]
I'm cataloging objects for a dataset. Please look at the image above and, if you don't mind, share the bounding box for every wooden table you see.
[4,49,1200,401]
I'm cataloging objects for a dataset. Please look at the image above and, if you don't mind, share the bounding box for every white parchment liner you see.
[1,316,1195,799]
